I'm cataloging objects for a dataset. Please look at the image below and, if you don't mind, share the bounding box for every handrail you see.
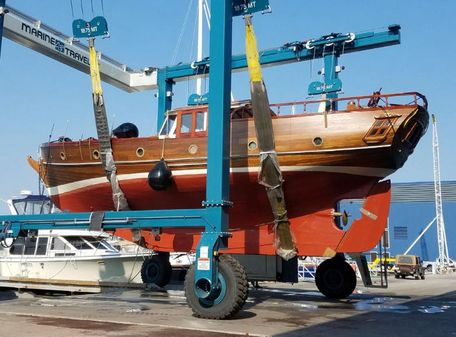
[270,92,427,116]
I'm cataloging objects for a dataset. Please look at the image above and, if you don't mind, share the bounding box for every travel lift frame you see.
[0,1,400,318]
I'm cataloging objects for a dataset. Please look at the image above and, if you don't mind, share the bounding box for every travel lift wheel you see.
[141,253,172,287]
[315,257,357,299]
[184,254,249,319]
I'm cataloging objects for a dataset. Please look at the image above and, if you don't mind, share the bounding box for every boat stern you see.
[391,103,429,169]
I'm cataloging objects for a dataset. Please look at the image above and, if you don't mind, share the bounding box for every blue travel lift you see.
[0,1,401,319]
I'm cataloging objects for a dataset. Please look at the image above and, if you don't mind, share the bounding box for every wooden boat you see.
[28,92,429,257]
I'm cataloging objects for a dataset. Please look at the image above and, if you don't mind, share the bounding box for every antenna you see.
[432,114,454,273]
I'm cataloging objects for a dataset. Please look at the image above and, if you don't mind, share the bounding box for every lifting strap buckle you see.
[89,211,105,231]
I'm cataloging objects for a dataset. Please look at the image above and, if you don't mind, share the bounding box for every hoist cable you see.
[80,0,84,18]
[101,0,105,16]
[69,0,75,18]
[189,11,198,93]
[171,0,194,65]
[203,0,211,28]
[309,46,316,81]
[189,8,198,61]
[330,43,336,81]
[321,44,326,81]
[90,0,94,17]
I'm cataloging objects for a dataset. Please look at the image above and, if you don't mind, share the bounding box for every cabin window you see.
[195,111,207,132]
[64,236,92,250]
[36,237,48,255]
[24,237,37,255]
[363,116,398,144]
[159,114,177,138]
[82,236,105,249]
[10,237,25,255]
[180,114,193,134]
[12,198,53,215]
[51,237,68,250]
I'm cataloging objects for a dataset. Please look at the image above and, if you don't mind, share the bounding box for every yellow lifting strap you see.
[89,43,103,95]
[245,16,263,83]
[244,15,297,261]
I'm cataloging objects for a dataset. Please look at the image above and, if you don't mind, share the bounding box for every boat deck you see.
[0,272,455,337]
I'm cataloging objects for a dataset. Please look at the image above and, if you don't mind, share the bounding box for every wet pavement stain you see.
[418,305,452,314]
[145,327,250,337]
[25,315,132,332]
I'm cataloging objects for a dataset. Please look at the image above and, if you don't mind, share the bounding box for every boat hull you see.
[0,254,145,284]
[48,170,390,256]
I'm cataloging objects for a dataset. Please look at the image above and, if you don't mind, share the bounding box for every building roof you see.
[391,181,456,203]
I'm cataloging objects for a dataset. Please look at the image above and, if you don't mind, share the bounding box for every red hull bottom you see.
[51,172,391,256]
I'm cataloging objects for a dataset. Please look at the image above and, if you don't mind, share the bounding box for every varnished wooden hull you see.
[30,94,429,255]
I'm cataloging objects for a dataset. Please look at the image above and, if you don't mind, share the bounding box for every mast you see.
[196,0,203,95]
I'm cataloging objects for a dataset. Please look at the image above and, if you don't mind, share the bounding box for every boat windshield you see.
[82,236,116,251]
[63,236,92,250]
[158,114,177,139]
[11,196,55,215]
[51,237,70,251]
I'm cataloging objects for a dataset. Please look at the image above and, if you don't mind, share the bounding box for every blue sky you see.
[0,0,455,213]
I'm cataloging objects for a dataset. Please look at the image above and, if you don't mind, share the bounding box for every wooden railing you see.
[269,92,428,116]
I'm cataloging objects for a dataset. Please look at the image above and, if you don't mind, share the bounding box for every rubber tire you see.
[141,255,172,287]
[315,258,357,299]
[185,254,248,319]
[421,273,425,280]
[178,269,188,281]
[395,274,400,279]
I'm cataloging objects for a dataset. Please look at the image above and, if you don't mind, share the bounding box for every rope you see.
[203,0,211,26]
[189,8,198,61]
[171,0,194,65]
[79,0,84,18]
[309,46,316,81]
[40,123,55,196]
[161,132,166,159]
[331,44,336,80]
[69,0,75,18]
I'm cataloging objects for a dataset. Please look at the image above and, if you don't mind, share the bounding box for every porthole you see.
[313,137,323,146]
[188,144,198,155]
[60,152,66,160]
[136,147,145,158]
[248,140,257,150]
[92,149,100,160]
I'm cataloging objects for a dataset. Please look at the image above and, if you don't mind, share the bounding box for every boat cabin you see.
[7,193,58,216]
[3,231,119,259]
[158,101,260,139]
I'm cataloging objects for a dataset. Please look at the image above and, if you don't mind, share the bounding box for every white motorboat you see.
[0,192,153,292]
